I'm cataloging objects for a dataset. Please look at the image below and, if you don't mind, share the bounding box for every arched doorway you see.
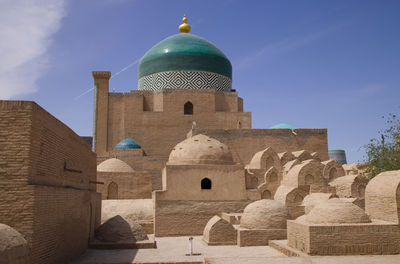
[261,190,272,199]
[107,182,118,199]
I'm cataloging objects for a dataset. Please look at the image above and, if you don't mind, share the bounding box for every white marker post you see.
[188,236,193,256]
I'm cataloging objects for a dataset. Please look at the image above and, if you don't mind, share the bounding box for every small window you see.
[184,101,193,115]
[201,178,212,189]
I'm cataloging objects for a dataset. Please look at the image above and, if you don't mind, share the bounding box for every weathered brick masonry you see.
[0,101,101,264]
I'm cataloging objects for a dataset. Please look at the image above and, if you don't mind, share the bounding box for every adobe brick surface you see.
[97,171,152,199]
[0,100,101,264]
[154,200,251,236]
[192,128,329,165]
[287,220,400,255]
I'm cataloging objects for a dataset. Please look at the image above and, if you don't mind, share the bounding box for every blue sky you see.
[1,0,400,163]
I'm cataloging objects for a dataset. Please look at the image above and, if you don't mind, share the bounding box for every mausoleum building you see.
[93,15,329,196]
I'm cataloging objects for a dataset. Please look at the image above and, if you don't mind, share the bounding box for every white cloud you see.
[0,0,66,99]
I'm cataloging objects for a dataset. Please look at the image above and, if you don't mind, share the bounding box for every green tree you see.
[364,113,400,178]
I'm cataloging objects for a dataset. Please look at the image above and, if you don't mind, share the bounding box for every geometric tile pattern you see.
[138,70,232,91]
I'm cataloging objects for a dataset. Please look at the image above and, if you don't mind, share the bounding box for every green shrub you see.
[364,113,400,179]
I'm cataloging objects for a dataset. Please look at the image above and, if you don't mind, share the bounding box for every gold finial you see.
[179,14,191,33]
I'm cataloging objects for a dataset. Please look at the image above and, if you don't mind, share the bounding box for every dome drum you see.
[138,70,232,91]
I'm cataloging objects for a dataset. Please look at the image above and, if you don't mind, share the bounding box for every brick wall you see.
[30,186,100,263]
[287,220,400,255]
[95,89,251,157]
[0,101,35,241]
[192,128,329,165]
[29,101,96,190]
[0,100,101,264]
[154,200,251,236]
[97,171,152,199]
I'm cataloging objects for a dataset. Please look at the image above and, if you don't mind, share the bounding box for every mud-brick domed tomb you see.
[304,198,371,224]
[168,134,234,165]
[240,199,289,230]
[97,158,135,173]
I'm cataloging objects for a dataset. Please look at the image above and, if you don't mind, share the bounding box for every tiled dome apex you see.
[168,134,234,165]
[270,123,295,129]
[115,138,141,150]
[138,16,232,91]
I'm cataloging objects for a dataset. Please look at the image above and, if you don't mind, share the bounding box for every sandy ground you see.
[70,236,283,263]
[70,236,400,264]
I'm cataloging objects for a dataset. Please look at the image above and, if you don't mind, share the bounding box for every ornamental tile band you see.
[138,70,232,91]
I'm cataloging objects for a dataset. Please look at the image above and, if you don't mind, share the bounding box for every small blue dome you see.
[115,138,141,150]
[270,123,295,129]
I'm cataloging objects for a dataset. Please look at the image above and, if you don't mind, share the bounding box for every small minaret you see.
[92,71,111,154]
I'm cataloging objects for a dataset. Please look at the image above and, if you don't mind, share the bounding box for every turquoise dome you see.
[270,123,296,129]
[138,33,232,79]
[115,138,141,150]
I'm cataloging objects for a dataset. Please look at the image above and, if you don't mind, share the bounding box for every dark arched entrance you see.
[201,178,212,189]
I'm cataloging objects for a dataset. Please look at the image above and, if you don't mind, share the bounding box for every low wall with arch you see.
[97,171,152,199]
